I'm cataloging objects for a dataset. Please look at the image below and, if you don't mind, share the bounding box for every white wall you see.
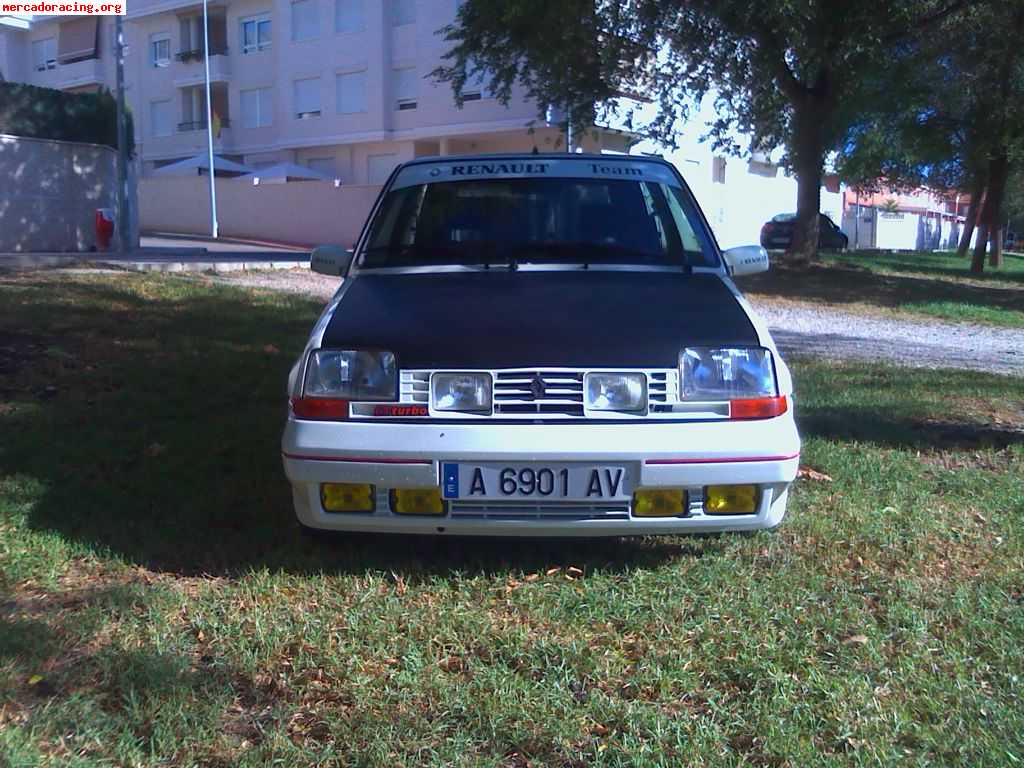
[138,176,381,246]
[0,134,119,252]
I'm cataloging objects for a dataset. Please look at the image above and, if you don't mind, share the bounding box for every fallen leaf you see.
[545,567,561,576]
[973,512,987,524]
[263,344,280,355]
[144,442,166,458]
[566,566,584,579]
[524,573,540,582]
[798,467,833,482]
[438,656,464,673]
[591,723,609,736]
[27,675,43,686]
[843,634,869,645]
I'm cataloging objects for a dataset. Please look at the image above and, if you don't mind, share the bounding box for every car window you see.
[359,176,718,269]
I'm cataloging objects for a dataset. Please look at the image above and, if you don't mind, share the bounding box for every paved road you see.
[756,301,1024,377]
[140,234,309,255]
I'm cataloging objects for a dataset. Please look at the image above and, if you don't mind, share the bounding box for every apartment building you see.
[2,2,632,184]
[0,15,116,93]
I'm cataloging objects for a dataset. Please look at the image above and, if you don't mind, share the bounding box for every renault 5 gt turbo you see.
[282,154,800,536]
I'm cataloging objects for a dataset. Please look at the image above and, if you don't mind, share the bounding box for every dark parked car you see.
[760,213,849,251]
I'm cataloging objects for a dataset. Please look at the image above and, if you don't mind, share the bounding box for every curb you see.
[107,260,312,273]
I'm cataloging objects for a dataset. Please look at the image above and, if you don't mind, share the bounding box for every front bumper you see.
[281,416,800,536]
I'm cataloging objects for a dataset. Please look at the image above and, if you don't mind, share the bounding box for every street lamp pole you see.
[114,15,129,252]
[202,0,218,238]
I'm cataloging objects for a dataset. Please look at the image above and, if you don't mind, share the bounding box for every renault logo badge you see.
[530,374,545,399]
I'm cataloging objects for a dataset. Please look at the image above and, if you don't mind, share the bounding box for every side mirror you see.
[310,245,354,277]
[722,245,770,277]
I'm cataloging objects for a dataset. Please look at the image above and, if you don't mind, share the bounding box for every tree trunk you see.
[788,97,828,264]
[987,153,1009,269]
[971,152,1009,273]
[957,177,984,258]
[971,220,989,273]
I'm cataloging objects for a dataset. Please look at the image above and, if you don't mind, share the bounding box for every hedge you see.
[0,81,133,154]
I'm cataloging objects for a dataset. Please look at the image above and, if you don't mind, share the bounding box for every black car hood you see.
[321,270,759,369]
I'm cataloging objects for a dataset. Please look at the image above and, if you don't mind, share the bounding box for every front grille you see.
[389,367,716,421]
[493,371,585,417]
[449,500,629,521]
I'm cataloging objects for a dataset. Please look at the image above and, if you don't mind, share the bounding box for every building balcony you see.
[56,56,104,90]
[172,51,231,87]
[29,56,104,91]
[177,118,231,132]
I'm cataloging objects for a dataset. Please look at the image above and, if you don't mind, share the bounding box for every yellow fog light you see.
[633,489,687,517]
[390,488,446,516]
[704,485,758,515]
[321,483,375,513]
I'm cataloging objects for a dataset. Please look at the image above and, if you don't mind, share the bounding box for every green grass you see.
[738,250,1024,329]
[2,271,1023,767]
[827,249,1024,285]
[899,300,1024,328]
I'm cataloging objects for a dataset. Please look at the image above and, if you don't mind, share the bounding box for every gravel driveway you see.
[211,270,1024,377]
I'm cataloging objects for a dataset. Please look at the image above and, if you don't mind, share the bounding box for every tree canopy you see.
[436,0,972,261]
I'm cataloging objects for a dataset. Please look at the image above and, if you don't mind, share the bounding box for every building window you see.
[241,14,272,53]
[461,65,493,101]
[367,154,398,184]
[241,87,273,128]
[394,66,417,110]
[150,33,171,67]
[335,0,364,33]
[32,38,57,72]
[392,0,415,26]
[150,100,172,137]
[292,0,319,41]
[293,77,321,119]
[336,70,367,114]
[712,156,726,185]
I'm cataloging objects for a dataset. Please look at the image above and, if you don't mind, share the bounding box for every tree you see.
[434,0,970,262]
[836,1,1024,272]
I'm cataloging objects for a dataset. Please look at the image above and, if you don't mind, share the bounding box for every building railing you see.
[177,118,231,132]
[175,47,229,62]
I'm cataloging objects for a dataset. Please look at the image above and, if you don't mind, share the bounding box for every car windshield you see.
[358,175,719,270]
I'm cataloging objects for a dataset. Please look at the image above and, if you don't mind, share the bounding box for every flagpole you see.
[202,0,218,237]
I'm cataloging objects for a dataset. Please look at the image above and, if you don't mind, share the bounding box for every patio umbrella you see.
[236,162,336,184]
[152,154,254,177]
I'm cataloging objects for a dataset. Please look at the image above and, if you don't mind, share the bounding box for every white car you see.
[282,154,800,536]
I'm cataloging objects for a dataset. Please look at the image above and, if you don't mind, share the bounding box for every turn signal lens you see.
[729,396,788,420]
[704,485,758,514]
[321,482,374,513]
[633,489,687,517]
[292,397,350,420]
[390,488,446,516]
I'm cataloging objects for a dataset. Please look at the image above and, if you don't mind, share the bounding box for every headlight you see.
[680,347,776,399]
[584,372,647,413]
[303,349,397,400]
[432,372,492,413]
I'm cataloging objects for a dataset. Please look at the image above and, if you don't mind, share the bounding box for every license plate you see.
[442,462,632,501]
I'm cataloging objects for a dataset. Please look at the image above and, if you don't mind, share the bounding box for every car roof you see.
[399,152,676,169]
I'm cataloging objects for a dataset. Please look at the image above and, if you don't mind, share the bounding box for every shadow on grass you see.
[798,407,1024,452]
[0,581,273,762]
[0,275,700,578]
[736,257,1024,313]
